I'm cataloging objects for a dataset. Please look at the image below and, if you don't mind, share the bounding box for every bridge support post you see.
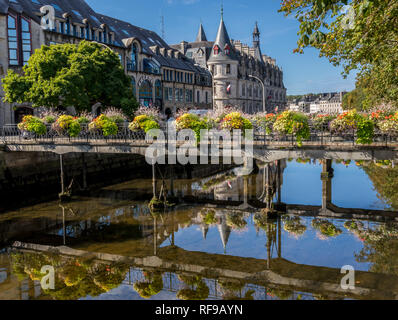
[321,159,334,210]
[81,153,88,191]
[243,176,249,205]
[152,163,157,197]
[169,165,174,197]
[60,154,65,195]
[276,160,281,204]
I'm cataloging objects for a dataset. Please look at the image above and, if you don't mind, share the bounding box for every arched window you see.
[213,45,220,55]
[131,77,136,97]
[131,44,138,71]
[155,80,162,99]
[224,44,230,55]
[139,80,153,107]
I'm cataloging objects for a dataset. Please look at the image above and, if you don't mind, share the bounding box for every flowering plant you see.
[103,107,127,125]
[17,115,47,135]
[330,109,375,144]
[254,113,277,134]
[312,114,337,131]
[52,115,82,137]
[175,113,209,141]
[39,110,62,125]
[378,112,398,136]
[129,114,160,133]
[135,107,162,123]
[220,112,253,133]
[273,111,310,147]
[311,219,342,238]
[88,115,118,136]
[283,216,307,238]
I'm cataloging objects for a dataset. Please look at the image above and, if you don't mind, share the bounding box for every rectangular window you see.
[197,91,200,103]
[7,14,19,65]
[226,64,231,74]
[205,92,208,104]
[164,87,169,101]
[175,89,179,102]
[59,21,65,34]
[169,88,173,101]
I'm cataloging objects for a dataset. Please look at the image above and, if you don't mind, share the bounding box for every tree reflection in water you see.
[176,275,209,300]
[345,220,398,276]
[362,161,398,211]
[10,251,128,300]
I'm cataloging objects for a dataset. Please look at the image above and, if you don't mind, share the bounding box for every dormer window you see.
[224,44,230,55]
[213,45,220,55]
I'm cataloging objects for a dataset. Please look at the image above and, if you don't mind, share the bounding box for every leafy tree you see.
[1,41,138,117]
[279,0,398,108]
[342,85,367,110]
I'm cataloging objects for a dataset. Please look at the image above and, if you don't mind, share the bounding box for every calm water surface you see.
[1,159,398,300]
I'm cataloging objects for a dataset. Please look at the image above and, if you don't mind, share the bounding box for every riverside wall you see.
[0,151,233,212]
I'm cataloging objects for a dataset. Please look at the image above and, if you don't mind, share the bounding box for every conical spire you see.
[217,214,231,253]
[195,23,208,42]
[253,22,263,63]
[201,224,209,239]
[208,7,238,62]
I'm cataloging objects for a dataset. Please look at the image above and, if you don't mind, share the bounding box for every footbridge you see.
[8,241,398,300]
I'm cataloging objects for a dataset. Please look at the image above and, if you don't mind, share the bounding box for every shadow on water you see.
[1,158,398,300]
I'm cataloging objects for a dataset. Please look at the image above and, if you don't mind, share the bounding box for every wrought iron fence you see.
[1,123,397,147]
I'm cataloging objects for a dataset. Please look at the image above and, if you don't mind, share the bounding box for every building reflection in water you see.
[1,158,398,300]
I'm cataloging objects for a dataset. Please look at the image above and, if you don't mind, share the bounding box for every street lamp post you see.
[249,75,266,113]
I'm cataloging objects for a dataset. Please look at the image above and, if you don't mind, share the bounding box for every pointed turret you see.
[252,22,263,63]
[217,214,231,253]
[195,23,208,42]
[201,224,209,239]
[208,7,238,63]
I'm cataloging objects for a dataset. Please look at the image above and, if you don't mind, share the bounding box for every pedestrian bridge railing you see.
[1,124,398,147]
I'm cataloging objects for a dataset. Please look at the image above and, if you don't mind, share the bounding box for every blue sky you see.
[86,0,357,95]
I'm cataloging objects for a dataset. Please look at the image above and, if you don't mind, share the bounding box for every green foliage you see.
[52,115,82,137]
[311,218,342,238]
[1,41,138,114]
[129,114,160,134]
[356,118,374,144]
[17,115,47,135]
[273,111,310,147]
[312,114,337,131]
[279,0,398,108]
[89,114,118,136]
[176,113,210,142]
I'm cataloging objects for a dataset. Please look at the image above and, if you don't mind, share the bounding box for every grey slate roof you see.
[208,16,239,63]
[1,0,205,72]
[0,0,8,14]
[195,23,207,42]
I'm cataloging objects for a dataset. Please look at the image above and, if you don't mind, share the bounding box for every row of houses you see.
[0,0,213,126]
[289,92,346,114]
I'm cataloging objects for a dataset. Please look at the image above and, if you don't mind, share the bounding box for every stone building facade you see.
[0,0,213,127]
[172,15,287,114]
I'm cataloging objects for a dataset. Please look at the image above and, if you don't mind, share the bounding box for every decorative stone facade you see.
[172,15,287,114]
[0,0,213,126]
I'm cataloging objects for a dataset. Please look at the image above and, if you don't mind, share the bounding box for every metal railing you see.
[1,123,397,147]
